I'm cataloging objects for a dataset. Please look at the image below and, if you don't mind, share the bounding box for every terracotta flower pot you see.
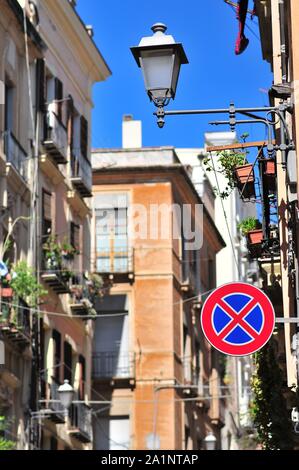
[0,287,13,297]
[235,164,255,183]
[247,229,263,245]
[265,159,275,175]
[235,164,256,199]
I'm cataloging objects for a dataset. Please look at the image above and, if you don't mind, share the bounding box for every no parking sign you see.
[200,282,275,356]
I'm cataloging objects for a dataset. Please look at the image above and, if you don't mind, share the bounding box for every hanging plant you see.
[251,339,294,450]
[238,217,263,258]
[61,239,80,260]
[43,234,62,269]
[203,150,248,199]
[10,261,47,307]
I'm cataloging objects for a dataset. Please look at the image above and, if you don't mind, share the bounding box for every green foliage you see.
[43,234,63,266]
[237,217,261,236]
[10,261,47,307]
[251,340,294,450]
[203,150,247,199]
[43,235,80,269]
[0,417,15,451]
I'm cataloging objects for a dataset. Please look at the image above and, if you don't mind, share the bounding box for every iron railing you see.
[70,403,92,442]
[45,109,68,162]
[0,297,30,338]
[71,148,92,192]
[49,377,65,416]
[96,247,134,274]
[92,352,135,379]
[182,357,200,386]
[3,131,28,181]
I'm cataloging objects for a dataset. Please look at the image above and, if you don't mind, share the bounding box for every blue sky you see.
[77,0,273,150]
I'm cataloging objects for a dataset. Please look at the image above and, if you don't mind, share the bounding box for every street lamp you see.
[131,23,188,108]
[58,379,74,410]
[204,432,217,451]
[130,24,294,161]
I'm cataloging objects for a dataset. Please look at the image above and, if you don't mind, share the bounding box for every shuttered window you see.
[67,94,74,150]
[64,341,73,383]
[42,189,52,238]
[70,222,80,251]
[78,355,86,400]
[54,77,63,121]
[52,329,61,382]
[36,58,46,112]
[80,115,88,160]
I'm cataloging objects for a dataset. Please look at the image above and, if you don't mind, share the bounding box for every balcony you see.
[69,403,92,443]
[42,377,66,424]
[41,248,71,294]
[0,297,31,348]
[4,131,28,183]
[43,109,68,164]
[96,247,134,284]
[69,275,95,317]
[70,150,92,198]
[41,268,71,294]
[92,352,135,386]
[181,357,200,398]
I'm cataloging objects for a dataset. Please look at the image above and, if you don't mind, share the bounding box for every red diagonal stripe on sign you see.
[216,297,260,341]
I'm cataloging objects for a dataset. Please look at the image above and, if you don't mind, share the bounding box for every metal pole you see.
[158,106,276,117]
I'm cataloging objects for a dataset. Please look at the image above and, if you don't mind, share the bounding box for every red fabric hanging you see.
[235,0,249,55]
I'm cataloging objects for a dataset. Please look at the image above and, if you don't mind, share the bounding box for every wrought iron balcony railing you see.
[92,351,135,380]
[182,356,200,386]
[43,108,68,164]
[3,131,28,182]
[70,149,92,198]
[96,247,134,275]
[69,274,95,316]
[69,403,92,443]
[0,297,31,347]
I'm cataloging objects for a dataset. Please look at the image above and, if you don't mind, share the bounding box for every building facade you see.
[176,134,257,450]
[256,0,299,424]
[91,117,227,450]
[0,0,110,450]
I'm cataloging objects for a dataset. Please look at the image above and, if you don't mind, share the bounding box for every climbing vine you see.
[251,339,294,450]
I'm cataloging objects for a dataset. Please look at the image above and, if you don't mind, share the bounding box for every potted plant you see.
[238,217,263,257]
[234,163,255,199]
[0,274,13,298]
[262,158,276,192]
[203,150,255,199]
[43,235,62,270]
[265,159,276,175]
[61,239,80,260]
[10,261,47,308]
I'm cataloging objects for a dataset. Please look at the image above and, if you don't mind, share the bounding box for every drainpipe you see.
[278,0,287,84]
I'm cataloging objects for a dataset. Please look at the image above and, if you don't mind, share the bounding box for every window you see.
[93,295,130,379]
[42,189,52,240]
[95,195,129,273]
[5,81,14,131]
[36,58,46,112]
[78,355,86,401]
[64,341,72,383]
[52,330,61,382]
[95,416,130,450]
[80,115,88,160]
[70,222,80,251]
[54,77,63,121]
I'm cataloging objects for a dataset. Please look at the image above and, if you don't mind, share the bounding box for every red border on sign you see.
[200,282,275,356]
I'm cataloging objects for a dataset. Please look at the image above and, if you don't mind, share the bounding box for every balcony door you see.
[95,416,130,450]
[95,193,128,273]
[93,294,130,378]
